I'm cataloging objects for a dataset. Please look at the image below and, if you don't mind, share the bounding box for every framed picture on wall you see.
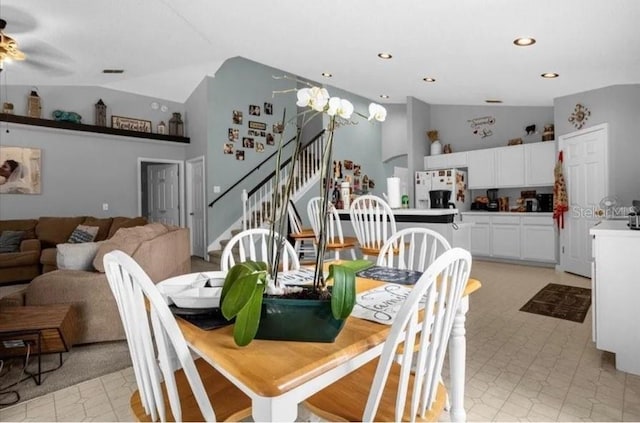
[233,110,243,125]
[223,143,234,154]
[0,146,42,194]
[264,102,273,115]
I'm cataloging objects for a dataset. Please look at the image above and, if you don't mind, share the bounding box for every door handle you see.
[189,212,194,216]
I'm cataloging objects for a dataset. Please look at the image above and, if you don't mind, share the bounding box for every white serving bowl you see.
[170,287,223,309]
[157,271,227,305]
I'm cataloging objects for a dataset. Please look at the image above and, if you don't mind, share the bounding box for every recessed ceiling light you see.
[102,69,124,74]
[513,37,536,46]
[485,99,503,104]
[377,52,393,59]
[379,94,389,99]
[541,72,559,78]
[321,72,332,78]
[422,77,436,83]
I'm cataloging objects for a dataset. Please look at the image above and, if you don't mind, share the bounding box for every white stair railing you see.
[243,133,325,231]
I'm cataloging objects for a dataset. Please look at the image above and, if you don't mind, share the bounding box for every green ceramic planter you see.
[255,294,346,342]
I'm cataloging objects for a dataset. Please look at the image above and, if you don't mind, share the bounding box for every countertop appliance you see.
[486,189,499,212]
[429,190,451,208]
[536,193,553,212]
[525,198,539,212]
[629,212,640,230]
[415,169,470,211]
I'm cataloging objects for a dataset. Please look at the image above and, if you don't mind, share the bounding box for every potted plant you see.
[220,77,387,346]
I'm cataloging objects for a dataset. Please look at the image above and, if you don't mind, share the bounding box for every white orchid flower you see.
[296,86,330,112]
[367,103,387,122]
[327,97,354,119]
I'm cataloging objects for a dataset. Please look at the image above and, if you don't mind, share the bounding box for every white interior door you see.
[187,157,206,258]
[559,124,608,277]
[148,163,180,226]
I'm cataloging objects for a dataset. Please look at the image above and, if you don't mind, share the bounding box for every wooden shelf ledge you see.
[0,113,190,144]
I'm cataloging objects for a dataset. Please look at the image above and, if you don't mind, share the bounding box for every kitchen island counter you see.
[336,208,458,223]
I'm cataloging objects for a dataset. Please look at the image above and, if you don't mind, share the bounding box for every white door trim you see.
[137,157,185,226]
[186,156,207,258]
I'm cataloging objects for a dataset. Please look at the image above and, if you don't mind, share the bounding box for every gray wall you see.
[407,97,431,207]
[0,125,186,219]
[429,104,553,152]
[381,104,408,161]
[184,77,210,161]
[554,84,640,206]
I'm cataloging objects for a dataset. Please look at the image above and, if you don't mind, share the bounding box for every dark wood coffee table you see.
[0,305,78,385]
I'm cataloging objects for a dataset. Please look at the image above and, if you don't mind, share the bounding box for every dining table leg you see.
[252,396,298,422]
[448,295,468,422]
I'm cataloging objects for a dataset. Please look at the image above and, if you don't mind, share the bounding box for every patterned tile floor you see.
[1,259,639,422]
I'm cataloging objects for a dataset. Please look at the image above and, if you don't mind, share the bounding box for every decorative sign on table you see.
[351,284,426,325]
[111,116,152,133]
[356,265,423,285]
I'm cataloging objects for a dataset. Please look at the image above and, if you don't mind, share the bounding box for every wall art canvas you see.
[0,146,42,194]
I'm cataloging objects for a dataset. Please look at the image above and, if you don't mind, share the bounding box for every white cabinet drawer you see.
[492,215,520,225]
[522,216,553,226]
[463,215,491,224]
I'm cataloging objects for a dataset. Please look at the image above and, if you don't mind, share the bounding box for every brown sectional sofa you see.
[0,217,191,344]
[0,216,147,283]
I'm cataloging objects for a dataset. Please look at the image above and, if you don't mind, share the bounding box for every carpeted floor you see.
[0,340,131,407]
[519,282,592,323]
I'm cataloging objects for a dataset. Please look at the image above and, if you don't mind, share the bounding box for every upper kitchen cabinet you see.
[495,145,525,187]
[424,151,467,170]
[524,141,556,186]
[467,148,496,188]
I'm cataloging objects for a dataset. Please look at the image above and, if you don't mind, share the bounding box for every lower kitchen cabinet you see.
[462,212,556,263]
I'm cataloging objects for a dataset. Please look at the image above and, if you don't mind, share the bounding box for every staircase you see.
[208,131,326,268]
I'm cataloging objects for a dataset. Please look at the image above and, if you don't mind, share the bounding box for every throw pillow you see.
[68,225,99,244]
[57,241,104,271]
[0,230,25,253]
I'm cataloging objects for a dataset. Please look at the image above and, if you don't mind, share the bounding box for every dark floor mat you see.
[519,283,591,323]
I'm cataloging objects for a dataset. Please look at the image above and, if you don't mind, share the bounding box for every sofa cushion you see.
[36,216,86,249]
[57,241,104,271]
[93,223,169,272]
[0,230,25,253]
[0,219,38,240]
[68,225,99,243]
[107,216,148,239]
[0,249,40,268]
[82,217,113,241]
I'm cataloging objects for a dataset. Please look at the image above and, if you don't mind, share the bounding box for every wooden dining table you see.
[174,273,481,422]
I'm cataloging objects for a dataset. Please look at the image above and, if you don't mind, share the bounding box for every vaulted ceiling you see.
[1,0,639,106]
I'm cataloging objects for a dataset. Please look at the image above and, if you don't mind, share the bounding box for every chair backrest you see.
[349,195,397,254]
[287,200,304,234]
[377,227,451,272]
[220,228,300,272]
[103,250,216,422]
[307,196,346,244]
[363,248,472,422]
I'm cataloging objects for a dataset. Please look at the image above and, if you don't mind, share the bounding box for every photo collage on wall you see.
[226,100,279,160]
[332,159,374,195]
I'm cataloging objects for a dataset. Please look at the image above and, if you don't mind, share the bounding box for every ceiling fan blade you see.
[0,6,39,35]
[14,57,73,76]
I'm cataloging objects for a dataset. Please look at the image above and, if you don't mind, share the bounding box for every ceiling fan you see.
[0,18,25,71]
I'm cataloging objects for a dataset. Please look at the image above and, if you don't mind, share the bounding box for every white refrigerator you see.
[415,169,470,211]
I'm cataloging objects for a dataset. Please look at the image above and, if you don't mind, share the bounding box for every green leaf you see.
[221,272,260,319]
[221,261,266,304]
[233,283,265,346]
[329,264,356,319]
[338,259,374,272]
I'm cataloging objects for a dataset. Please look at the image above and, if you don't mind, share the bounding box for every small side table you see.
[0,305,78,385]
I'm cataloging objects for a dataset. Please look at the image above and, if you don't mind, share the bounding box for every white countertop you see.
[590,220,640,236]
[461,211,553,216]
[336,208,458,216]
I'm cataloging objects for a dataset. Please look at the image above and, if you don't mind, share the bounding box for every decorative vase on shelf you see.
[430,140,442,155]
[168,112,184,136]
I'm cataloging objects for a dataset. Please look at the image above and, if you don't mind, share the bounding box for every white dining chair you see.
[349,194,397,259]
[103,250,251,422]
[307,196,358,261]
[220,228,300,272]
[304,248,472,422]
[287,200,317,262]
[377,227,451,272]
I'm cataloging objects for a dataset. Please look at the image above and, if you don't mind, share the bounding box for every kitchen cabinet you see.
[495,146,525,187]
[462,212,556,263]
[524,141,556,186]
[423,151,468,170]
[590,221,640,376]
[467,149,496,189]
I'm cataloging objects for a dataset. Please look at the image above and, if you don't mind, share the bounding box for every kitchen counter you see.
[461,211,553,216]
[589,219,639,237]
[336,208,458,223]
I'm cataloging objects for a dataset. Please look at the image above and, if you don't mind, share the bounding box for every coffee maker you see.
[536,193,553,212]
[486,189,499,212]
